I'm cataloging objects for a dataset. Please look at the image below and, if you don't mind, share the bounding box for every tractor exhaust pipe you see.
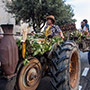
[0,24,18,90]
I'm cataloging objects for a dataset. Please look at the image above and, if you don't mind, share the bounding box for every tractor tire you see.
[16,58,42,90]
[50,41,81,90]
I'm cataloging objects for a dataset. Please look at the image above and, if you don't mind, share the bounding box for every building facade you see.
[0,0,15,25]
[0,0,34,34]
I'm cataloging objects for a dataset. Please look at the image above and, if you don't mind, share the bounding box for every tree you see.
[4,0,76,32]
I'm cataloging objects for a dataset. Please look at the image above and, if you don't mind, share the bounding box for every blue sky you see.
[66,0,90,29]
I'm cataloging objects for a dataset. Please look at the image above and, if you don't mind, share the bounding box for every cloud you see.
[66,0,90,5]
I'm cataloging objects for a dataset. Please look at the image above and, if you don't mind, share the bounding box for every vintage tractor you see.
[0,24,81,90]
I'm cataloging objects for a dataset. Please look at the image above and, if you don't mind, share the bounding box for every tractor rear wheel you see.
[50,41,81,90]
[16,58,42,90]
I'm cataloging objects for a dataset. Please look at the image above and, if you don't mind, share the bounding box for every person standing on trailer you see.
[82,19,90,35]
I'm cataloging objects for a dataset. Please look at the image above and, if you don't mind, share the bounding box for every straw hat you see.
[46,15,56,24]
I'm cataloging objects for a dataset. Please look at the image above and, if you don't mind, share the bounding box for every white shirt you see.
[83,26,87,32]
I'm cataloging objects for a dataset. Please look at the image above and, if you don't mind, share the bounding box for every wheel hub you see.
[69,51,79,88]
[26,68,38,85]
[18,58,42,90]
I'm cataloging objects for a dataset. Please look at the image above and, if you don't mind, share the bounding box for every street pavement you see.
[79,52,90,90]
[37,51,90,90]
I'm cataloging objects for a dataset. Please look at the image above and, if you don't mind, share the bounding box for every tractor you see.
[0,24,81,90]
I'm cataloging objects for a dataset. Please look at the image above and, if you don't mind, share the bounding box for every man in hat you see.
[44,15,64,39]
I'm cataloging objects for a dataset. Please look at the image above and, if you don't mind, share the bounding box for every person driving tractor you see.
[44,15,64,39]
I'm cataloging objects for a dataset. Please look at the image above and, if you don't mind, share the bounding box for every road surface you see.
[79,52,90,90]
